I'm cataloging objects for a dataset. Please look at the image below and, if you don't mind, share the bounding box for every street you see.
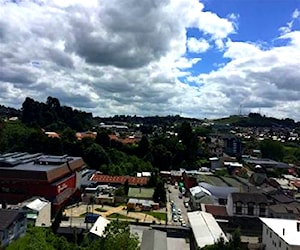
[167,184,189,226]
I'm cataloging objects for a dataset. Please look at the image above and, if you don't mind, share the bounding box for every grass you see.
[95,207,107,212]
[107,213,133,220]
[128,188,155,199]
[142,211,167,221]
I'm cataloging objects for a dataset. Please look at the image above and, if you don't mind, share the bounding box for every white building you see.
[188,211,228,249]
[22,197,51,227]
[260,218,300,250]
[89,216,110,238]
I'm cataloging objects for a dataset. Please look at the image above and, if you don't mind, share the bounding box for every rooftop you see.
[260,218,300,246]
[188,211,228,248]
[0,153,85,182]
[0,209,25,230]
[91,174,149,186]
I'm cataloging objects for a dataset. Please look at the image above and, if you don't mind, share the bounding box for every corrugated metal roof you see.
[89,216,110,237]
[26,198,49,211]
[188,211,228,248]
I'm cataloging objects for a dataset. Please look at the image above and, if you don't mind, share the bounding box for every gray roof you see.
[231,192,268,204]
[0,209,25,230]
[141,229,167,250]
[199,182,239,199]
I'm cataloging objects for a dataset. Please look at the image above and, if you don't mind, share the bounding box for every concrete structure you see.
[22,197,51,227]
[0,153,86,212]
[260,217,300,250]
[0,209,27,248]
[227,192,268,217]
[141,229,167,250]
[188,211,228,249]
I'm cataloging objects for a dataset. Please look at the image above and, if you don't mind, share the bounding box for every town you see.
[1,97,300,250]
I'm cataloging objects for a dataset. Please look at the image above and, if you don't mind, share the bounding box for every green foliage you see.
[21,96,93,131]
[260,139,284,161]
[153,178,166,204]
[7,226,75,250]
[201,229,241,250]
[83,143,110,169]
[142,211,167,221]
[8,221,139,250]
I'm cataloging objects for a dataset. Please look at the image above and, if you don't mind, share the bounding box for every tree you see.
[124,179,129,195]
[137,136,150,158]
[83,143,110,169]
[153,179,166,205]
[260,139,284,161]
[100,221,139,250]
[95,130,110,148]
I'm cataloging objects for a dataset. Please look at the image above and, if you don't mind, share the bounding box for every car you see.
[173,216,178,222]
[177,209,181,215]
[179,216,183,222]
[184,202,189,208]
[181,221,187,227]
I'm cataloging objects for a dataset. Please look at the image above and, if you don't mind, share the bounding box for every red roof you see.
[91,174,149,186]
[204,204,228,218]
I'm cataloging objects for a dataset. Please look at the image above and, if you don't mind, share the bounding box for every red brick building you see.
[0,153,86,212]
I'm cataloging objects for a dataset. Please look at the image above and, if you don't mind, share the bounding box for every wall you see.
[35,202,51,227]
[261,223,300,250]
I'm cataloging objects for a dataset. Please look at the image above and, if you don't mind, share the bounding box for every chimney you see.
[297,222,300,232]
[283,228,285,236]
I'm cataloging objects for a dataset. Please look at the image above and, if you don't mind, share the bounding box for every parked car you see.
[184,202,189,208]
[177,209,181,215]
[181,221,187,227]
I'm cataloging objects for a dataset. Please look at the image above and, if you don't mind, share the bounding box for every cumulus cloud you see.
[0,0,237,117]
[1,0,300,120]
[187,37,210,53]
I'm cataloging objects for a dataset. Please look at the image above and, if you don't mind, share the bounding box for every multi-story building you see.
[260,217,300,250]
[0,153,86,212]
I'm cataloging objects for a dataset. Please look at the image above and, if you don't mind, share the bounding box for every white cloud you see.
[292,8,300,19]
[187,37,210,53]
[1,0,300,120]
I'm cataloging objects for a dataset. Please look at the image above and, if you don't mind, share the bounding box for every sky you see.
[0,0,300,120]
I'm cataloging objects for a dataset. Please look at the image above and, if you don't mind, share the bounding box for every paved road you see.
[167,184,189,226]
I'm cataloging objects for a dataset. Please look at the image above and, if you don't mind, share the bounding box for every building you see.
[0,153,86,212]
[226,192,268,217]
[0,209,27,248]
[141,229,167,250]
[189,186,214,210]
[260,217,300,250]
[188,211,228,249]
[268,202,300,220]
[199,182,239,205]
[89,216,110,238]
[21,197,51,227]
[90,174,149,186]
[127,198,159,211]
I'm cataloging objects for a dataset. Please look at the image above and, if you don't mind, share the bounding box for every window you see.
[236,202,242,215]
[248,202,254,216]
[259,203,266,216]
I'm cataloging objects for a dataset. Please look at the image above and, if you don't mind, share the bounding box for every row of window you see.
[235,202,266,216]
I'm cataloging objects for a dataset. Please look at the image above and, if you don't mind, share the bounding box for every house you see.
[21,197,51,227]
[260,217,300,250]
[127,198,159,211]
[268,202,300,220]
[188,211,228,249]
[189,186,214,210]
[0,209,27,248]
[227,192,269,217]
